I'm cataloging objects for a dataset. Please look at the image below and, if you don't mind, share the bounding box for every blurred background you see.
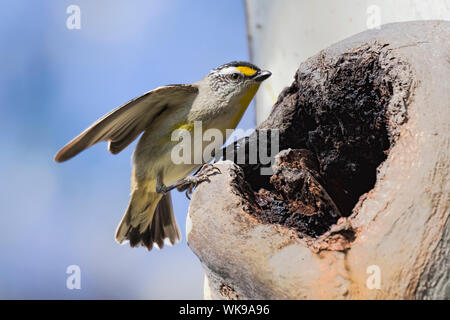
[1,0,448,299]
[0,0,252,299]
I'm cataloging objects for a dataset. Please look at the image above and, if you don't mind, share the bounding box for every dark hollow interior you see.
[226,44,400,239]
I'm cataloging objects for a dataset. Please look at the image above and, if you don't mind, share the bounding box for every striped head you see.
[206,61,271,100]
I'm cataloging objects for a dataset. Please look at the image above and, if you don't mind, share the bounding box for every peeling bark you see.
[187,21,449,299]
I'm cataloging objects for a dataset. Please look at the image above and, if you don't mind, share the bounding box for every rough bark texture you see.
[187,21,449,299]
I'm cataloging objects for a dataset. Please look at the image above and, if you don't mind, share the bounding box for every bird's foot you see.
[177,164,221,199]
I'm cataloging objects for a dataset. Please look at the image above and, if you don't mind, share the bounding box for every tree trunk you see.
[186,21,449,300]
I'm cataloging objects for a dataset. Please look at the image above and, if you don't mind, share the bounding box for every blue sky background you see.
[0,0,254,299]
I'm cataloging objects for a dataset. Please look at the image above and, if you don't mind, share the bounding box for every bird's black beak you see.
[253,70,271,82]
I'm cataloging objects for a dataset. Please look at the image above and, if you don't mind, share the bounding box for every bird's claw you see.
[177,164,221,199]
[196,163,221,176]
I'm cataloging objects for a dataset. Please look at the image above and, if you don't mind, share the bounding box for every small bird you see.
[54,61,271,251]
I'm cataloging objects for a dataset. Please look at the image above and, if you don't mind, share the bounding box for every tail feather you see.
[153,192,181,245]
[115,190,181,251]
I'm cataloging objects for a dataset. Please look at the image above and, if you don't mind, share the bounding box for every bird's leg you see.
[156,174,181,194]
[155,164,221,199]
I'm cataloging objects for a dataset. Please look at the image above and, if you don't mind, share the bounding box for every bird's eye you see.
[230,73,240,81]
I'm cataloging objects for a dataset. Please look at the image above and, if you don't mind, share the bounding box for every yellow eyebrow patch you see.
[236,66,257,76]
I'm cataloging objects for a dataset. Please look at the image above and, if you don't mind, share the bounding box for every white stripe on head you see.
[216,66,241,75]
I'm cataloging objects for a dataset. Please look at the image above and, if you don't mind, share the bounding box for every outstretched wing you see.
[54,84,198,162]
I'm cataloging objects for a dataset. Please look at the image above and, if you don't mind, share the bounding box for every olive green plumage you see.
[55,61,271,251]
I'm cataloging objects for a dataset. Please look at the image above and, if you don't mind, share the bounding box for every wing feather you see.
[54,84,198,162]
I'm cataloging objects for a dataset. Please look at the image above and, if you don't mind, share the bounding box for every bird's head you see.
[205,61,271,103]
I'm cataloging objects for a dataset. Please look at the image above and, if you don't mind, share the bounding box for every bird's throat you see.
[232,83,260,128]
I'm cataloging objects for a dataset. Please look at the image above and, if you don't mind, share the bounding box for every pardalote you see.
[54,61,271,251]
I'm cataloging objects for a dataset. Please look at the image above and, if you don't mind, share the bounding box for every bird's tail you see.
[115,189,181,250]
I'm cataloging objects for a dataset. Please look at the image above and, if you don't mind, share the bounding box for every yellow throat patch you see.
[232,83,260,127]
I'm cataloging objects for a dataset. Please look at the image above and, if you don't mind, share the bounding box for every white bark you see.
[245,0,450,124]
